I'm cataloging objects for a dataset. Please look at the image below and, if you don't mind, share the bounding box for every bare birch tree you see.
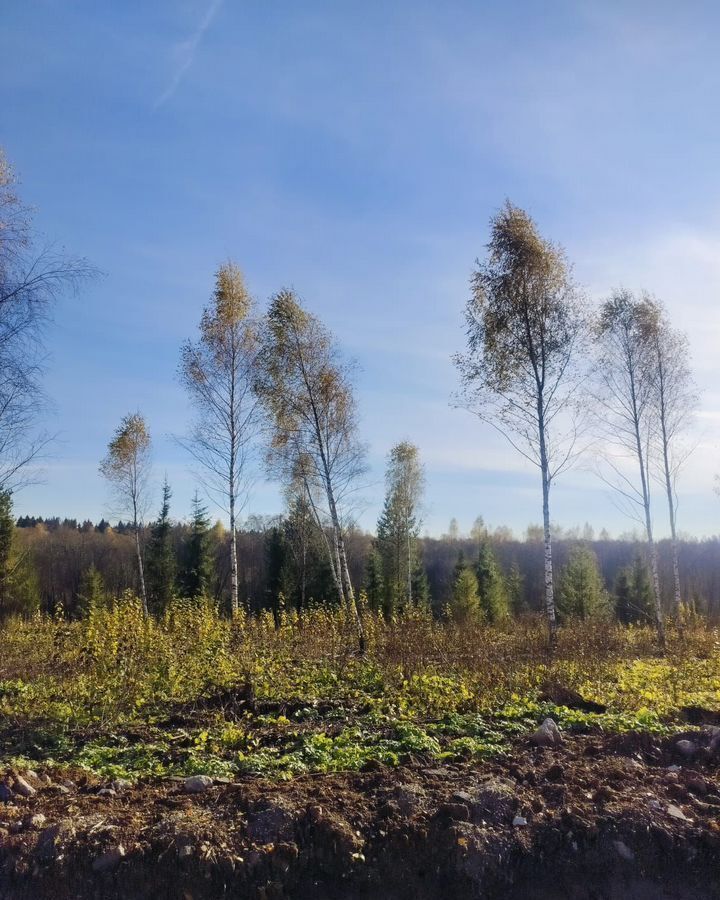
[0,148,94,489]
[594,290,665,642]
[647,302,697,614]
[454,202,587,647]
[256,289,367,651]
[179,263,259,615]
[99,413,151,614]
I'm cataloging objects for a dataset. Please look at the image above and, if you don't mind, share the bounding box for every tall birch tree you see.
[594,291,665,642]
[0,148,94,489]
[455,202,587,647]
[179,263,259,615]
[99,413,151,614]
[256,289,367,651]
[647,303,697,614]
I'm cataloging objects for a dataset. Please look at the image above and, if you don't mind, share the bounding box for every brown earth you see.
[2,730,720,899]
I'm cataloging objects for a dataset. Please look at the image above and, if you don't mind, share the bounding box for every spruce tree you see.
[77,564,105,617]
[475,541,509,622]
[615,555,653,624]
[506,560,525,614]
[145,477,176,615]
[363,546,385,613]
[179,493,213,602]
[557,546,609,621]
[0,491,39,619]
[450,565,481,624]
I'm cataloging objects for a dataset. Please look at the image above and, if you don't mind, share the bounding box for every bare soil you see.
[2,730,720,899]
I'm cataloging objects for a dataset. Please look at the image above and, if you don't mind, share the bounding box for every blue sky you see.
[2,0,720,537]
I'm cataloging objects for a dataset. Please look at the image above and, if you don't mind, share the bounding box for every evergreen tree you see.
[0,491,39,620]
[411,560,431,609]
[179,493,213,602]
[450,563,481,624]
[363,546,385,613]
[506,560,525,615]
[375,442,425,616]
[145,477,176,615]
[475,541,510,622]
[615,555,653,624]
[557,546,609,620]
[77,564,106,617]
[265,526,292,622]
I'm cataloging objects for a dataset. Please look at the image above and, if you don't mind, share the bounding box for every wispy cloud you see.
[154,0,223,108]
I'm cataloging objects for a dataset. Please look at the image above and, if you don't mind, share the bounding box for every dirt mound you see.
[2,731,720,899]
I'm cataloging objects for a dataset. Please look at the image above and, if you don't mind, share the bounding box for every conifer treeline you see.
[7,493,720,621]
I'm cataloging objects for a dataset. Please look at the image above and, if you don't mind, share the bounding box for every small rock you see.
[13,776,36,798]
[686,776,707,795]
[110,779,132,793]
[178,844,194,860]
[614,840,635,861]
[512,815,528,827]
[25,770,38,780]
[92,845,126,873]
[184,775,213,794]
[531,718,563,748]
[60,780,76,791]
[97,788,116,798]
[0,782,13,802]
[667,804,691,822]
[451,790,474,804]
[676,740,698,758]
[648,799,663,811]
[213,776,233,785]
[666,765,682,773]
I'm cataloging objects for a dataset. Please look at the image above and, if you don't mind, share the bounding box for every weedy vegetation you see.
[1,598,717,780]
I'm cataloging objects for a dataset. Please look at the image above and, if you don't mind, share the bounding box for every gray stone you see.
[667,804,691,821]
[530,718,563,748]
[512,815,528,827]
[184,775,213,794]
[92,845,126,873]
[676,739,698,758]
[13,776,36,798]
[97,788,116,798]
[614,840,635,861]
[110,779,132,793]
[0,782,13,802]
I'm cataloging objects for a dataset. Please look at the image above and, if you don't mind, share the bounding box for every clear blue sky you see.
[3,0,720,537]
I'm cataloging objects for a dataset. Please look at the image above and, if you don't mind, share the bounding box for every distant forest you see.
[12,513,720,621]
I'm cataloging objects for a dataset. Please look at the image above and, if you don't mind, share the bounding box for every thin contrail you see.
[154,0,224,109]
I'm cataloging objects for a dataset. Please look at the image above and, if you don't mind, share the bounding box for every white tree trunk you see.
[135,526,148,616]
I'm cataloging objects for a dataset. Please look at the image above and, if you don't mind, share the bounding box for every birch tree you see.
[647,303,697,614]
[594,290,665,642]
[454,202,587,647]
[0,148,93,489]
[256,289,367,651]
[179,263,259,615]
[99,413,151,614]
